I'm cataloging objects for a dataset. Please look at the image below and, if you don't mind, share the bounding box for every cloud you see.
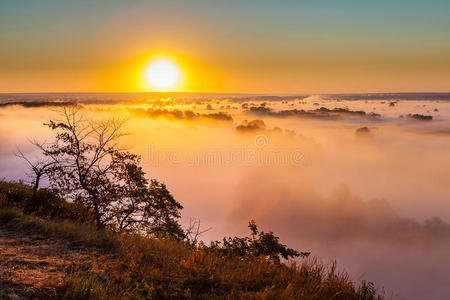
[2,95,450,299]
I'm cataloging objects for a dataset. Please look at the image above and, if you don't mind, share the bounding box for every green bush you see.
[0,209,21,223]
[31,188,93,222]
[0,180,93,223]
[0,180,33,206]
[206,220,310,263]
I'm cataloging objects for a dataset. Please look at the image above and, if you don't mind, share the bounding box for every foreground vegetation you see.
[0,181,383,299]
[1,106,384,299]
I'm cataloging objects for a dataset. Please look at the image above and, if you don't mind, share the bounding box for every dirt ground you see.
[0,226,107,299]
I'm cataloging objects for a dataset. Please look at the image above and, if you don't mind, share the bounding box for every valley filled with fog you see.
[1,93,450,299]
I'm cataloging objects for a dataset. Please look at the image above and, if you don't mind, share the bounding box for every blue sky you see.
[1,0,449,92]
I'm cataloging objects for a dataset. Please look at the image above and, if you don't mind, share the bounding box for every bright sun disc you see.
[145,59,179,89]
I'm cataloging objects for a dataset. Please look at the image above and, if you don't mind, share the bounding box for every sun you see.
[145,59,180,89]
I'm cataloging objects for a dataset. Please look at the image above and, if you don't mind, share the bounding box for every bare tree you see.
[15,145,55,205]
[185,218,212,245]
[35,105,185,238]
[36,105,128,226]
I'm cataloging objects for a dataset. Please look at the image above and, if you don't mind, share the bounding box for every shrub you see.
[0,180,92,223]
[206,220,310,263]
[0,180,33,207]
[1,204,384,300]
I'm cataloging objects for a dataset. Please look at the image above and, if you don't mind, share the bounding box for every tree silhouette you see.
[209,220,310,263]
[15,147,55,209]
[36,105,184,237]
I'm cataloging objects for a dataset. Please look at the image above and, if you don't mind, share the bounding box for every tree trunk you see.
[25,174,41,214]
[93,200,102,228]
[32,174,41,201]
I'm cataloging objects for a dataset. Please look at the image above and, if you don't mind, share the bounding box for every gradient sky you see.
[1,0,449,93]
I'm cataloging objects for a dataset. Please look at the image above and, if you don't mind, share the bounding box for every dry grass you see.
[0,181,384,299]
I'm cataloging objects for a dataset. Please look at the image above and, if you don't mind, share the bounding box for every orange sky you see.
[1,1,449,93]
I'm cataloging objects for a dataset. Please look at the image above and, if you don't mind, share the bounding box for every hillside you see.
[0,225,112,299]
[0,181,384,299]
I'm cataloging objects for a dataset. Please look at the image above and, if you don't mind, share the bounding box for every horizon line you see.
[1,91,450,96]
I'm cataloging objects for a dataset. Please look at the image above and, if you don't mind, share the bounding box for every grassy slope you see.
[0,218,113,299]
[0,182,384,300]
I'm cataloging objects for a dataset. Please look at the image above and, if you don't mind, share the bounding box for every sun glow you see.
[145,59,180,89]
